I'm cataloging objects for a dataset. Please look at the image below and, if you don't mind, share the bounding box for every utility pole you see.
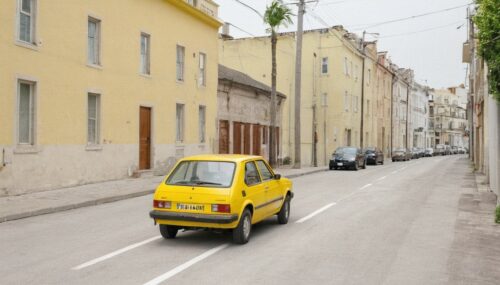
[293,0,305,169]
[360,31,366,149]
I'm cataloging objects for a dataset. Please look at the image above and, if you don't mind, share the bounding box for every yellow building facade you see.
[220,27,366,166]
[0,0,221,195]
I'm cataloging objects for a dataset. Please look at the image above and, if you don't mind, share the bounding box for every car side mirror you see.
[274,174,281,180]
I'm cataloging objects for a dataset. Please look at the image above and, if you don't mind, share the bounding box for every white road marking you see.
[359,183,372,190]
[72,236,162,270]
[142,244,229,285]
[401,166,408,170]
[391,170,399,174]
[376,176,387,181]
[295,203,336,223]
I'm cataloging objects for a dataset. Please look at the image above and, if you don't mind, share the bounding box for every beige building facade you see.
[0,0,221,196]
[220,27,365,167]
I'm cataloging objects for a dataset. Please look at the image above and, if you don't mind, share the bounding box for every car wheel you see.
[159,225,178,239]
[233,209,252,244]
[362,160,367,169]
[329,165,333,170]
[277,195,291,224]
[333,166,338,170]
[380,160,384,165]
[353,161,359,171]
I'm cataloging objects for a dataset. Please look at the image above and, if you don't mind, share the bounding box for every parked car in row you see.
[149,155,293,244]
[392,148,412,162]
[330,146,366,170]
[424,148,434,157]
[364,147,384,165]
[434,144,446,156]
[458,147,466,154]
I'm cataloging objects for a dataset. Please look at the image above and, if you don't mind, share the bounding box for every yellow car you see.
[149,154,293,244]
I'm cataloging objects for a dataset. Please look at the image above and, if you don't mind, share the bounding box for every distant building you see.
[391,66,413,150]
[0,0,222,196]
[217,65,286,160]
[411,82,430,148]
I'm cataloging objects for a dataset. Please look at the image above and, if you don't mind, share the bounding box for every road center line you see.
[359,183,372,190]
[295,203,336,223]
[376,176,387,181]
[142,244,229,285]
[72,236,162,270]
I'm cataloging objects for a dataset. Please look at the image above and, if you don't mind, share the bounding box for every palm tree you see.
[264,0,293,167]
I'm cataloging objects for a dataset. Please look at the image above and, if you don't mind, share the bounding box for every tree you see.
[474,0,500,101]
[264,0,293,167]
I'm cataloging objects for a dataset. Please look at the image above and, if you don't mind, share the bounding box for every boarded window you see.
[88,17,101,65]
[18,81,35,144]
[176,45,185,81]
[199,105,206,143]
[87,93,100,144]
[176,103,184,142]
[140,33,150,74]
[199,52,206,86]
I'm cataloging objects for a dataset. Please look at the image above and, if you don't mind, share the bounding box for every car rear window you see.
[166,161,236,188]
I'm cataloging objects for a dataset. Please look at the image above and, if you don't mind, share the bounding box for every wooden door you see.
[219,120,229,154]
[244,123,251,154]
[233,122,242,154]
[252,124,261,155]
[139,107,152,170]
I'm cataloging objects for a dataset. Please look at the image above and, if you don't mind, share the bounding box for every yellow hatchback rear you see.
[149,155,293,244]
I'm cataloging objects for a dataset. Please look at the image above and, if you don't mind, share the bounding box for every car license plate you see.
[337,163,343,166]
[176,203,204,211]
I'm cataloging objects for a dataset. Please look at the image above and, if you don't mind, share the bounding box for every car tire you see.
[333,166,338,170]
[353,161,359,171]
[277,195,291,224]
[159,225,178,239]
[329,165,333,170]
[362,160,367,169]
[233,209,252,244]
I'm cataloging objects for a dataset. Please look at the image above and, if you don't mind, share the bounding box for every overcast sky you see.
[216,0,471,89]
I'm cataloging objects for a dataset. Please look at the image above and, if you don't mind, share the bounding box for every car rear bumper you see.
[150,210,238,224]
[330,160,355,168]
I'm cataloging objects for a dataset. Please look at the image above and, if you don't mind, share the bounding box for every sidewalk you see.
[0,165,327,223]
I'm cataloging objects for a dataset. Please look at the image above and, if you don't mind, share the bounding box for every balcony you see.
[185,0,218,17]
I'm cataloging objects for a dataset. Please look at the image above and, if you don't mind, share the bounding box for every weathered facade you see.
[220,26,367,167]
[430,88,468,148]
[0,0,221,196]
[217,65,285,160]
[375,52,394,157]
[411,82,430,148]
[391,67,413,150]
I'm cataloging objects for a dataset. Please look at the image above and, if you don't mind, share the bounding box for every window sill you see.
[176,79,185,84]
[14,145,41,154]
[15,40,39,51]
[87,63,103,70]
[140,73,152,79]
[86,145,103,151]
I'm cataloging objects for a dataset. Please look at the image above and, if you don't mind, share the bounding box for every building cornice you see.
[164,0,222,28]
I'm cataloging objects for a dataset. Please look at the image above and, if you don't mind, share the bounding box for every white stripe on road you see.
[142,244,229,285]
[359,183,372,190]
[72,236,162,270]
[401,166,408,170]
[295,203,336,224]
[391,170,399,174]
[376,176,387,181]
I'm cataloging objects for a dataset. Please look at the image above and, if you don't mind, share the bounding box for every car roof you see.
[180,154,264,163]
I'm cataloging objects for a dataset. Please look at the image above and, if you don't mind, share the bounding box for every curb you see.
[0,189,155,224]
[0,168,328,224]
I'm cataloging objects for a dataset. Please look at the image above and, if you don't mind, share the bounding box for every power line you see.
[231,0,263,18]
[378,20,466,39]
[349,3,472,30]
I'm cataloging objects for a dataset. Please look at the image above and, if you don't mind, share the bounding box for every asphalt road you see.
[0,155,495,285]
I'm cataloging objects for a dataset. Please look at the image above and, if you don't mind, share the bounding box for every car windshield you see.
[395,148,406,152]
[335,147,357,155]
[166,161,236,188]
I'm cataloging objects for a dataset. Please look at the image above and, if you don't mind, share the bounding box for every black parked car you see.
[330,146,366,171]
[364,147,384,165]
[392,148,411,162]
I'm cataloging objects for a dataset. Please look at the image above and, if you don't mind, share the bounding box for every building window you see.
[344,57,349,76]
[344,91,349,112]
[88,17,101,65]
[199,105,206,143]
[367,100,370,115]
[321,93,328,107]
[321,57,328,74]
[87,93,100,145]
[199,52,206,86]
[176,45,185,81]
[18,0,36,44]
[353,96,358,113]
[176,103,185,142]
[18,80,36,145]
[140,33,150,75]
[367,69,371,85]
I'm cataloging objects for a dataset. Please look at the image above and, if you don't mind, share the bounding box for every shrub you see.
[496,206,500,224]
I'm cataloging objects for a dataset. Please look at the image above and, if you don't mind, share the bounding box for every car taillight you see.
[154,200,171,209]
[211,204,230,213]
